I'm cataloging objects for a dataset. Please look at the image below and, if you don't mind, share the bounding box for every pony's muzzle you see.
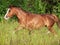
[4,15,9,20]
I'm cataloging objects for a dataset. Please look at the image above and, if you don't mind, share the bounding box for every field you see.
[0,18,60,45]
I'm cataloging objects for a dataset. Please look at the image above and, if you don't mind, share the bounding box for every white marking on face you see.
[4,8,10,20]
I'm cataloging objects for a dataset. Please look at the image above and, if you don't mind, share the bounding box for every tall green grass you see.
[0,19,60,45]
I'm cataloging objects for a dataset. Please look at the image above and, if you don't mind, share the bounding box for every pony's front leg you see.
[13,25,24,33]
[15,25,23,31]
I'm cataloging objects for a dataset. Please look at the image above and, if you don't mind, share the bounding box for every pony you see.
[4,5,60,36]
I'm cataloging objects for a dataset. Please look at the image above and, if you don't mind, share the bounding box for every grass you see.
[0,19,60,45]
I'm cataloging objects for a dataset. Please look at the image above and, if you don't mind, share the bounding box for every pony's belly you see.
[26,19,44,30]
[26,23,44,30]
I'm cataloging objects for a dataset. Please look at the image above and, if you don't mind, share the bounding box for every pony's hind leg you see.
[48,27,57,37]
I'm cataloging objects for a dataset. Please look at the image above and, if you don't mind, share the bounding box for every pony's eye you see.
[9,10,10,12]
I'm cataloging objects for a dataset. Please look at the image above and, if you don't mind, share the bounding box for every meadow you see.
[0,17,60,45]
[0,0,60,45]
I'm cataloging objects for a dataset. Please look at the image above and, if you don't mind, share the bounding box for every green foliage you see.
[0,0,60,18]
[53,1,60,14]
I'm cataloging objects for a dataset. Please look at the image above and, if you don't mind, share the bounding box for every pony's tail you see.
[52,14,60,28]
[56,19,60,28]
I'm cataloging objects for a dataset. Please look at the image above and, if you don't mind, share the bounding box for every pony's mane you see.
[8,5,17,8]
[19,8,30,14]
[8,5,31,14]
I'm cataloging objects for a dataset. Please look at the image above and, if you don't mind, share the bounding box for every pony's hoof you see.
[13,31,15,34]
[46,31,50,34]
[55,34,58,37]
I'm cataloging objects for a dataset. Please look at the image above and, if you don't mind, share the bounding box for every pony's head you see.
[4,5,16,20]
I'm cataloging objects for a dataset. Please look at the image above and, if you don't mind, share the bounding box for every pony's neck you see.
[15,8,27,20]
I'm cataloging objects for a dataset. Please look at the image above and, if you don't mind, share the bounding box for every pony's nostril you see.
[4,15,9,20]
[6,16,8,18]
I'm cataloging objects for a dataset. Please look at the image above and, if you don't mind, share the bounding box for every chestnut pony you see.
[4,6,60,35]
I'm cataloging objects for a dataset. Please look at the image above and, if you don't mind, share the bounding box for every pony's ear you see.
[8,5,16,8]
[8,5,13,8]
